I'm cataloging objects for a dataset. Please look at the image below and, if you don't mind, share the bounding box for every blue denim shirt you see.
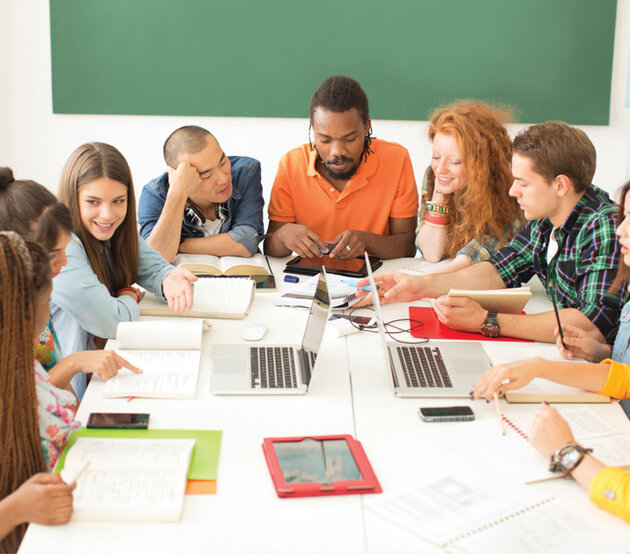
[137,156,264,256]
[612,300,630,364]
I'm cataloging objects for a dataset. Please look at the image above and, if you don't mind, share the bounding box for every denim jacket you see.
[50,234,174,399]
[137,156,264,256]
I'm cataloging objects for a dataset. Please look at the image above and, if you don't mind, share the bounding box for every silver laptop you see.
[365,253,490,398]
[211,268,331,395]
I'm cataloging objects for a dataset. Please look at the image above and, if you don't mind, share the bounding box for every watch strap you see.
[549,442,593,475]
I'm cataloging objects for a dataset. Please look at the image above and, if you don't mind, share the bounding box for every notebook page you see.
[193,277,253,314]
[104,350,201,398]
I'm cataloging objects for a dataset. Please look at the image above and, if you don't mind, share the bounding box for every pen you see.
[341,278,377,292]
[550,285,567,350]
[71,460,91,484]
[494,392,506,435]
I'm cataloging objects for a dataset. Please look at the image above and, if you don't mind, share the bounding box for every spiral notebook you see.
[367,473,629,553]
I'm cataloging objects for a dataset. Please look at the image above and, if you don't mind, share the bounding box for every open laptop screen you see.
[302,269,331,354]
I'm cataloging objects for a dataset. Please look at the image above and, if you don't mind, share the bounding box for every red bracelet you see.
[424,212,451,226]
[117,287,140,303]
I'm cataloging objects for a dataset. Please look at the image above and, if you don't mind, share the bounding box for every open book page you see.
[366,472,549,547]
[61,438,194,522]
[220,253,270,276]
[448,287,532,313]
[192,277,255,316]
[104,350,201,398]
[173,253,222,275]
[116,319,206,350]
[508,408,630,467]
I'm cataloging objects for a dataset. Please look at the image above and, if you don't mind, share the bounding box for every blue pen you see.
[341,278,376,291]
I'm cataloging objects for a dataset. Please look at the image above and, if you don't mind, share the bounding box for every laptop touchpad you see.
[214,358,248,375]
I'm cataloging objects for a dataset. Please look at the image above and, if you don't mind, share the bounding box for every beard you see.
[321,156,361,180]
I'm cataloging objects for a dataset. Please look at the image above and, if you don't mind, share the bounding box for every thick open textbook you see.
[60,437,194,522]
[447,286,532,313]
[173,253,270,276]
[140,277,255,319]
[103,319,208,399]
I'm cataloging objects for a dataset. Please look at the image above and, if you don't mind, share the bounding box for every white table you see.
[20,257,630,553]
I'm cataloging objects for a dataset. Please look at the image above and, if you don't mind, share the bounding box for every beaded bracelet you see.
[117,287,140,303]
[424,211,451,226]
[426,202,451,215]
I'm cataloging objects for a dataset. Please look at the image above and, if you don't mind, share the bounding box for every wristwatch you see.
[549,442,593,475]
[480,310,500,338]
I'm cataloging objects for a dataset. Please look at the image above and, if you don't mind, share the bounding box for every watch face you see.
[481,322,500,338]
[561,448,581,468]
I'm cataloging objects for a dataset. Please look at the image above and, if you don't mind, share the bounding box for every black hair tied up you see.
[0,167,15,190]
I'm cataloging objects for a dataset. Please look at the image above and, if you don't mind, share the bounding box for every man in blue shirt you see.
[138,125,264,262]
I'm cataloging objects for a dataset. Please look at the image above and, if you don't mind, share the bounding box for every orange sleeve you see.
[589,467,630,523]
[268,154,297,223]
[389,152,419,219]
[598,359,630,399]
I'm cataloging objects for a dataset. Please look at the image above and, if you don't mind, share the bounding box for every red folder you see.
[409,306,531,343]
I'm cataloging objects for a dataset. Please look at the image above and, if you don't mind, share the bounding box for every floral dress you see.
[34,360,80,469]
[34,316,60,372]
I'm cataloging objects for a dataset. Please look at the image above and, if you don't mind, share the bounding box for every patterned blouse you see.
[34,360,80,470]
[34,316,61,372]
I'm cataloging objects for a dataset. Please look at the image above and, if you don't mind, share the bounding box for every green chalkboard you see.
[50,0,617,124]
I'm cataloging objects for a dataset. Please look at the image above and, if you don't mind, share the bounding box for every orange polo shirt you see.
[268,138,419,241]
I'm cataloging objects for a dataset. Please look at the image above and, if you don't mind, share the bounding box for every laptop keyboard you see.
[396,346,453,388]
[251,347,298,389]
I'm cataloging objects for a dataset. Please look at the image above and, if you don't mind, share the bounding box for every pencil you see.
[524,474,565,485]
[494,392,506,435]
[71,460,91,484]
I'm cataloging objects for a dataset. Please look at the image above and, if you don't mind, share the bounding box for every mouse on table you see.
[241,323,267,341]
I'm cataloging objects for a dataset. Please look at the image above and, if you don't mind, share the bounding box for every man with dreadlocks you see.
[264,75,418,260]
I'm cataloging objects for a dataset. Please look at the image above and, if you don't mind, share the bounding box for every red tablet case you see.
[262,434,382,498]
[409,306,531,343]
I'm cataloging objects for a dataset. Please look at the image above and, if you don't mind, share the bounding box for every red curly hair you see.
[426,101,522,258]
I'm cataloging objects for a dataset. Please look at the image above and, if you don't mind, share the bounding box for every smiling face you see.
[312,107,368,181]
[617,193,630,268]
[430,132,468,194]
[78,177,128,241]
[179,137,233,208]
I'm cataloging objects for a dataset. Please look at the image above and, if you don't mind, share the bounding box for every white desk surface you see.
[20,257,630,553]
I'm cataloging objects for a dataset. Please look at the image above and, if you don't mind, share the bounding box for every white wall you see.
[2,0,630,211]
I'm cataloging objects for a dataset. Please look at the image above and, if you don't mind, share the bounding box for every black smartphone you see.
[86,412,150,429]
[419,406,475,423]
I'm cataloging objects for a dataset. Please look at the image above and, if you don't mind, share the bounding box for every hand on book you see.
[555,324,612,363]
[433,295,487,332]
[9,473,75,527]
[70,350,142,380]
[471,357,543,401]
[162,268,197,312]
[530,404,576,458]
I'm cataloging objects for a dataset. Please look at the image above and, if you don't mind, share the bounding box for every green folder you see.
[54,428,222,480]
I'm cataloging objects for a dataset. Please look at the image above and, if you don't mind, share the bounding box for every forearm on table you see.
[496,309,601,343]
[534,359,612,393]
[364,231,416,258]
[145,193,188,263]
[263,220,293,257]
[179,234,249,257]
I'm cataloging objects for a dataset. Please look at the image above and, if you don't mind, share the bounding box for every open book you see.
[366,472,630,552]
[447,286,532,313]
[275,273,358,309]
[173,253,270,276]
[103,319,208,399]
[60,437,194,522]
[140,277,255,319]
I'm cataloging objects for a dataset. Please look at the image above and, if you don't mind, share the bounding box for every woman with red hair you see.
[416,101,522,273]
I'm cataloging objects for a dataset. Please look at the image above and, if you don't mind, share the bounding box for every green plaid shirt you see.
[489,185,627,343]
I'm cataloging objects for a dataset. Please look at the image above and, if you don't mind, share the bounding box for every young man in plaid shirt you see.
[367,121,627,344]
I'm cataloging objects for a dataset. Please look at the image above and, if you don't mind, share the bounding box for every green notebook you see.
[55,428,222,480]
